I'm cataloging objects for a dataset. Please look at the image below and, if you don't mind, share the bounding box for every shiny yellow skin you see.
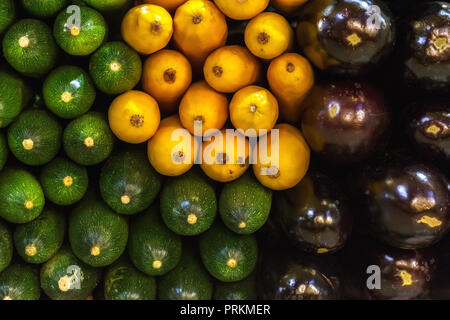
[229,85,279,137]
[179,81,229,136]
[213,0,270,20]
[271,0,308,15]
[244,12,294,60]
[201,129,250,182]
[142,49,192,114]
[147,115,196,176]
[173,0,228,68]
[203,45,261,93]
[253,124,310,190]
[121,4,173,55]
[267,53,314,124]
[108,90,161,144]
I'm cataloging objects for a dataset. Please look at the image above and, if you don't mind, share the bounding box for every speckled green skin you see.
[104,255,157,300]
[54,6,107,56]
[128,206,182,276]
[0,0,14,34]
[40,246,101,300]
[40,157,89,206]
[0,68,32,128]
[83,0,132,12]
[0,169,45,223]
[199,223,258,282]
[43,65,96,119]
[63,112,115,166]
[0,132,8,171]
[100,147,162,215]
[158,250,213,300]
[0,263,40,300]
[220,172,272,234]
[21,0,68,18]
[0,219,13,273]
[89,41,142,95]
[7,109,62,166]
[69,198,128,267]
[2,19,58,77]
[14,207,65,264]
[160,169,217,236]
[214,273,257,300]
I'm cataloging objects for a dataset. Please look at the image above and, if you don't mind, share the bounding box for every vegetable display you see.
[0,0,448,302]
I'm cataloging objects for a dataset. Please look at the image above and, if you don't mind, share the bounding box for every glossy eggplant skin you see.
[342,236,436,300]
[301,81,391,165]
[407,102,450,167]
[401,2,450,92]
[258,248,342,300]
[296,0,395,75]
[355,156,450,249]
[273,171,352,255]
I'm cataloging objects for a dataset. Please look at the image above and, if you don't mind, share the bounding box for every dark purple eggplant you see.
[355,155,450,249]
[273,171,352,254]
[401,1,450,92]
[258,248,342,300]
[342,236,436,300]
[296,0,395,75]
[407,101,450,166]
[301,80,391,165]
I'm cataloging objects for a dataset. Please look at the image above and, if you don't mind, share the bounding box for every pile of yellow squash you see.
[109,0,313,190]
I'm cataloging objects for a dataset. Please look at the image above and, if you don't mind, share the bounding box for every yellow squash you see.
[253,123,310,190]
[201,128,250,182]
[173,0,228,69]
[244,12,294,60]
[108,90,161,144]
[179,81,229,136]
[213,0,269,20]
[267,53,314,124]
[203,45,261,93]
[270,0,308,15]
[147,115,196,176]
[121,4,173,55]
[229,85,279,137]
[142,49,192,115]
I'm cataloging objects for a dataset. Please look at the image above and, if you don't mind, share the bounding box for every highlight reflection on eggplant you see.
[342,236,436,300]
[296,0,395,75]
[274,171,352,254]
[301,80,391,165]
[401,1,450,92]
[258,248,342,300]
[355,155,450,249]
[407,102,450,166]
